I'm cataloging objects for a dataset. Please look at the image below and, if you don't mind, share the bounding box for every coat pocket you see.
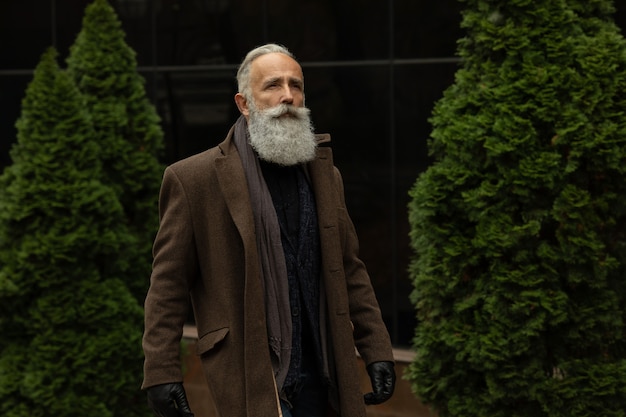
[196,327,229,356]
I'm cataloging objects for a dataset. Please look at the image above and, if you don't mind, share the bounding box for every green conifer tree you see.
[0,48,149,417]
[66,0,164,302]
[407,1,626,416]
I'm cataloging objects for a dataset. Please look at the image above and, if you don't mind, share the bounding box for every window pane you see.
[0,1,55,68]
[0,76,31,168]
[148,68,237,163]
[394,0,464,59]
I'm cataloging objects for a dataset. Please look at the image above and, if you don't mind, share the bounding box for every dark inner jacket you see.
[259,160,326,397]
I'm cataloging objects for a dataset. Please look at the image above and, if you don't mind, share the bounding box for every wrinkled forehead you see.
[249,52,304,84]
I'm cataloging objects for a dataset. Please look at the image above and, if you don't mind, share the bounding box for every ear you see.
[234,93,250,118]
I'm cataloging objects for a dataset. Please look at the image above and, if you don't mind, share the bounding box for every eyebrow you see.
[262,76,303,89]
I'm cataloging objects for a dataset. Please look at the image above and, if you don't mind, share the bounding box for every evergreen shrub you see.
[0,48,149,417]
[66,0,165,302]
[407,1,626,416]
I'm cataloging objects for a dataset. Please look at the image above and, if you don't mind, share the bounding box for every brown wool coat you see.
[142,125,394,417]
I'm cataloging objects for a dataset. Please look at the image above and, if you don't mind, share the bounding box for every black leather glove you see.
[146,383,194,417]
[363,361,396,405]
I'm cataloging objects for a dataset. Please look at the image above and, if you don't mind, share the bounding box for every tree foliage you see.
[66,0,164,302]
[407,0,626,416]
[0,48,149,417]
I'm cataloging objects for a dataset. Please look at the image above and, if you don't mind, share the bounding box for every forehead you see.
[249,52,303,84]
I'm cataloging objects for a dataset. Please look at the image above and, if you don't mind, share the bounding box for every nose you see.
[281,86,294,104]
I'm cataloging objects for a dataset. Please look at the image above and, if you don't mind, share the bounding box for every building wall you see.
[1,0,626,349]
[0,0,469,348]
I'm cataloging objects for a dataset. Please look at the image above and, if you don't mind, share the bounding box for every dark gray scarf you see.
[233,115,292,389]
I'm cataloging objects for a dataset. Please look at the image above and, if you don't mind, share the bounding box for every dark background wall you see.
[1,0,624,347]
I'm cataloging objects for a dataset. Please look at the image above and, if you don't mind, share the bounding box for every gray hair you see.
[236,44,296,100]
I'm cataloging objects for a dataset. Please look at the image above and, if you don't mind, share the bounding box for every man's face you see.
[241,52,305,116]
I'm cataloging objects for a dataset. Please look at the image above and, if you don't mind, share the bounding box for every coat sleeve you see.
[333,167,395,365]
[142,166,200,389]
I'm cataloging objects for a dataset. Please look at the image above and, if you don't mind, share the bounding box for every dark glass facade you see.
[1,0,625,347]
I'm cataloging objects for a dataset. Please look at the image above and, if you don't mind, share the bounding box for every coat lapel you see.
[215,133,255,241]
[307,146,339,232]
[215,131,279,415]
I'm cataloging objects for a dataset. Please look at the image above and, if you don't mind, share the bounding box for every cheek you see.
[291,90,305,106]
[252,95,275,110]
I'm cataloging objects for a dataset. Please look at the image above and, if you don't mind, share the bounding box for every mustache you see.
[261,103,311,119]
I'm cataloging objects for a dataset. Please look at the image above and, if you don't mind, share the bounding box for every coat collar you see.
[215,127,334,213]
[214,124,336,244]
[215,126,255,240]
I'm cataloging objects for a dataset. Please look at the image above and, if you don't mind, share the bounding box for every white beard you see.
[247,102,317,166]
